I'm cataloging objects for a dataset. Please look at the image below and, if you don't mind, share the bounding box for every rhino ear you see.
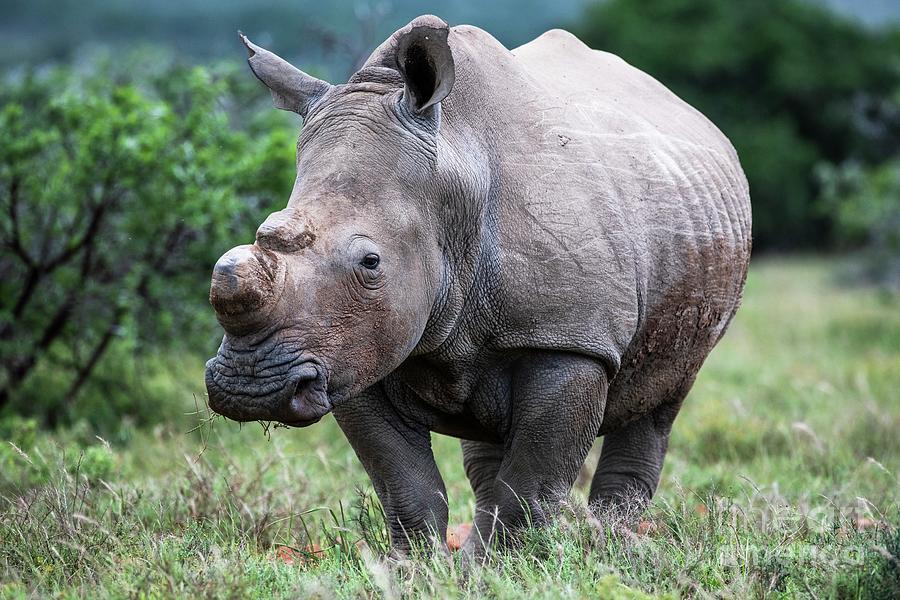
[394,16,455,114]
[239,32,332,118]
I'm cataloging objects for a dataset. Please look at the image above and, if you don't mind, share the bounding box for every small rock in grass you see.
[636,520,657,536]
[274,543,323,566]
[447,523,473,551]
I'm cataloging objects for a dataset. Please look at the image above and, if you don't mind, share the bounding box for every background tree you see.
[818,158,900,288]
[0,64,295,427]
[577,0,900,249]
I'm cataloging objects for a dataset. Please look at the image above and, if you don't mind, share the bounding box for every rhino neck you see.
[410,122,501,360]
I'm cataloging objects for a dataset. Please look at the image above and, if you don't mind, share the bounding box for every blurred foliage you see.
[0,60,296,429]
[2,0,895,76]
[819,159,900,288]
[0,0,586,79]
[577,0,900,250]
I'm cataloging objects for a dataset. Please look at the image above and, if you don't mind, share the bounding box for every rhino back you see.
[442,26,751,407]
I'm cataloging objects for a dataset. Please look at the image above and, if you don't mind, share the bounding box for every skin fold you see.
[204,15,752,556]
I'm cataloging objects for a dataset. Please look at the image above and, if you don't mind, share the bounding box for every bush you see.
[0,62,296,429]
[818,159,900,288]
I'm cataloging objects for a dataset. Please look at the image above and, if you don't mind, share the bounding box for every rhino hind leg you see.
[459,439,504,553]
[588,384,689,513]
[461,440,505,514]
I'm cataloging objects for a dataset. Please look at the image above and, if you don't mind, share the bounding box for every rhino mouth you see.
[278,363,332,426]
[205,349,332,427]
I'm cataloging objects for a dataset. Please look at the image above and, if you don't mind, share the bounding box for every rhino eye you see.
[360,253,380,270]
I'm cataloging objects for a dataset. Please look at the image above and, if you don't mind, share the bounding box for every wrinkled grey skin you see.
[205,15,751,554]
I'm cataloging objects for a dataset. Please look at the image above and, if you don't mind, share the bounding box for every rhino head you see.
[205,16,467,426]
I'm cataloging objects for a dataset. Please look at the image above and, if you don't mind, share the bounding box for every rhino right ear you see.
[239,32,332,118]
[393,16,455,114]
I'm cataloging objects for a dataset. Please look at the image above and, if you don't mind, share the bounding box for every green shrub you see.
[78,444,115,483]
[819,159,900,289]
[0,62,296,430]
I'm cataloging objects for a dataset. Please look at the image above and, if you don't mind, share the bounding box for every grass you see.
[1,256,899,598]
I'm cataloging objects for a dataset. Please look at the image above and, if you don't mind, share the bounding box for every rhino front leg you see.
[333,386,448,554]
[469,353,607,551]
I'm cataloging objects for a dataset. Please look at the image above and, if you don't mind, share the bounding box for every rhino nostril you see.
[291,364,320,396]
[284,363,330,423]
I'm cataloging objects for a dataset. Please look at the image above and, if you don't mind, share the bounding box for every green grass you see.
[2,256,899,598]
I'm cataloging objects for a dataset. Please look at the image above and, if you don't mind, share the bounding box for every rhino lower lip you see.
[280,415,325,427]
[279,395,331,425]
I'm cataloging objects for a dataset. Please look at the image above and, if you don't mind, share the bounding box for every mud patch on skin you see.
[256,208,318,253]
[258,225,316,253]
[601,235,750,433]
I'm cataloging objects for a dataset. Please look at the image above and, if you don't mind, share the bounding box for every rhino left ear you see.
[394,16,455,114]
[239,32,332,118]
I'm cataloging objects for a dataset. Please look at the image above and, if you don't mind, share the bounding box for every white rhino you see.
[205,15,751,554]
